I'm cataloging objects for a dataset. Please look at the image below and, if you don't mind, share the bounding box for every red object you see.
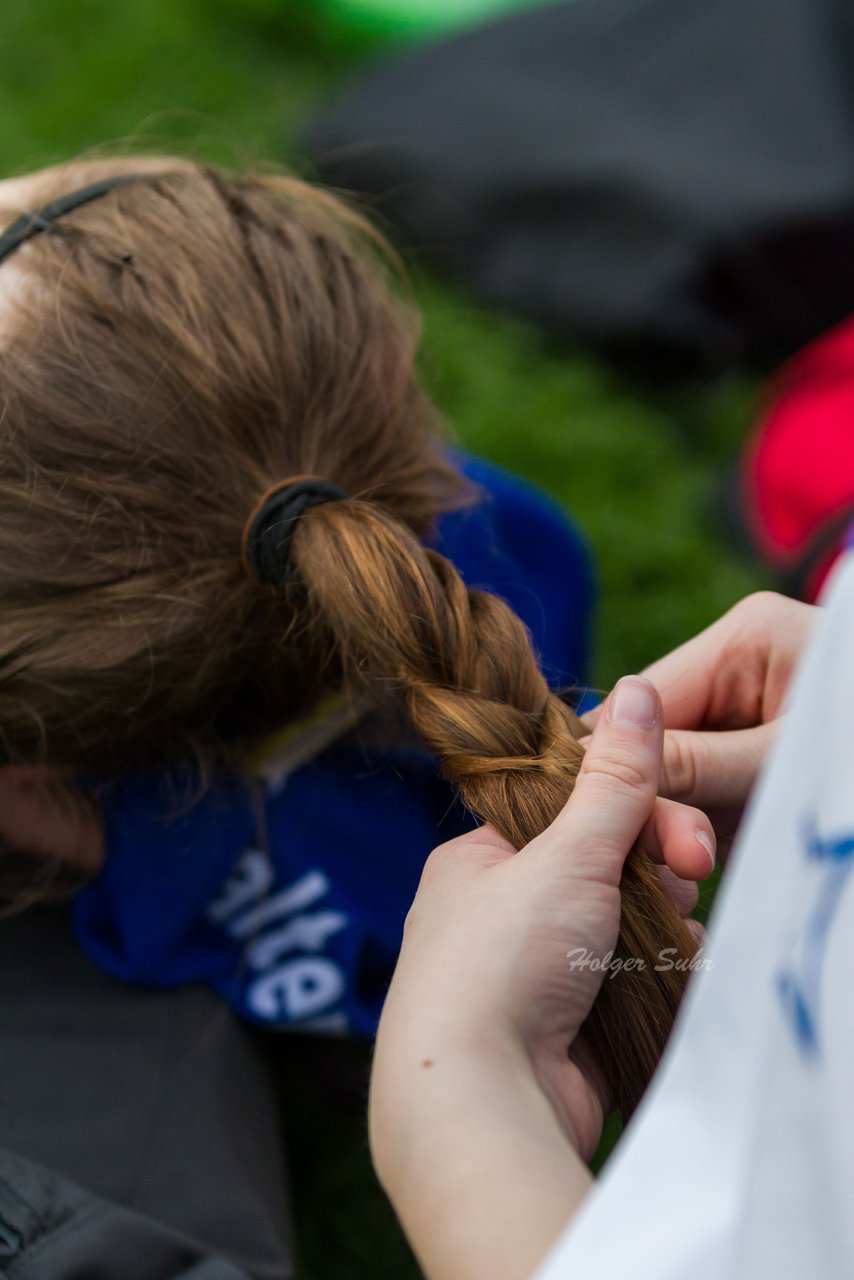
[742,317,854,600]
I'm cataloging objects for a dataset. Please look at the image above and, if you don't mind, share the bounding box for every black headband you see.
[0,175,141,265]
[242,477,348,589]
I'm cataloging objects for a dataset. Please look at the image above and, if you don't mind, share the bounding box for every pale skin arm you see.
[370,676,668,1280]
[371,1034,592,1280]
[370,595,819,1280]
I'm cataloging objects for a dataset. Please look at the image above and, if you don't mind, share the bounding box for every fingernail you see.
[695,828,716,874]
[607,676,659,729]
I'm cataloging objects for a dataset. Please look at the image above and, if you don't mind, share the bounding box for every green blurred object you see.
[318,0,558,42]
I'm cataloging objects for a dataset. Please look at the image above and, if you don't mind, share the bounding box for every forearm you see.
[370,1033,592,1280]
[368,676,671,1278]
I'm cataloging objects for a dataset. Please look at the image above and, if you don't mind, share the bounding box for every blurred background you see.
[0,0,784,1275]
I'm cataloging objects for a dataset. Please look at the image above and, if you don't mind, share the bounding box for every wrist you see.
[370,1025,592,1280]
[370,1010,531,1184]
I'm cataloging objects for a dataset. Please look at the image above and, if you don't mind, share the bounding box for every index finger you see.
[527,675,663,887]
[580,624,723,736]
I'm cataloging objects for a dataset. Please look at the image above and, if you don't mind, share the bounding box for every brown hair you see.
[0,157,695,1116]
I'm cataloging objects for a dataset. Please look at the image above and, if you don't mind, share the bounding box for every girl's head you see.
[0,156,696,1116]
[0,156,462,768]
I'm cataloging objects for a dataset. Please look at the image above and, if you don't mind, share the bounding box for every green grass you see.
[415,281,767,683]
[0,3,768,1275]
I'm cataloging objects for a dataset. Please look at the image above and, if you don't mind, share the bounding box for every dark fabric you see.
[0,1149,249,1280]
[303,0,854,374]
[0,907,293,1280]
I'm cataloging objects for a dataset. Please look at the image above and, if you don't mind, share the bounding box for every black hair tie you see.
[0,175,142,265]
[242,476,348,588]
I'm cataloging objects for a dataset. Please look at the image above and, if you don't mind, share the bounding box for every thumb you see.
[526,675,663,885]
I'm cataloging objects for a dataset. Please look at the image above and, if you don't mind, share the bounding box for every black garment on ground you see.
[0,1151,249,1280]
[0,908,293,1280]
[304,0,854,374]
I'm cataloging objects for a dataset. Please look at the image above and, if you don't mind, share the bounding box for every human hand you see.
[585,592,818,849]
[0,767,104,874]
[371,675,667,1170]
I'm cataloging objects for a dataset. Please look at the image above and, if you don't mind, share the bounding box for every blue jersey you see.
[74,454,594,1036]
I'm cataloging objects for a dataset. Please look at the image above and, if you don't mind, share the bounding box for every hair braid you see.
[295,500,698,1117]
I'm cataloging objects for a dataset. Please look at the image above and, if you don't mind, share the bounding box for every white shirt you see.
[536,555,854,1280]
